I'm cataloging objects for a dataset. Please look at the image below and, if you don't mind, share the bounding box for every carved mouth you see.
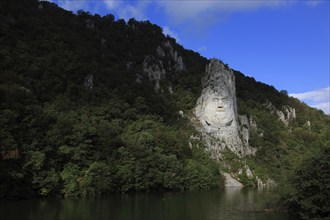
[217,106,224,112]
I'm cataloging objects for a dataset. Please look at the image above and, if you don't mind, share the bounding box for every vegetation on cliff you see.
[0,0,218,198]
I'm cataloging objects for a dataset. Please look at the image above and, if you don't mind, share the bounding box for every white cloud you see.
[197,46,207,53]
[163,26,181,43]
[103,0,119,10]
[51,0,150,20]
[103,0,150,21]
[290,87,330,114]
[311,102,330,114]
[156,0,291,25]
[290,87,330,103]
[305,0,324,7]
[54,0,89,12]
[52,0,304,26]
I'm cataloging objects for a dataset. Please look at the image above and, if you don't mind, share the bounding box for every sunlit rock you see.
[195,59,255,158]
[265,101,296,126]
[223,172,243,187]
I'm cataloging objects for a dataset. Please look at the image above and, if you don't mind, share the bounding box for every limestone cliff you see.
[84,74,94,89]
[140,40,185,91]
[265,101,296,126]
[194,59,255,159]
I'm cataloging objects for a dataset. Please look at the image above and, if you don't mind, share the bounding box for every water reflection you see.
[0,188,296,220]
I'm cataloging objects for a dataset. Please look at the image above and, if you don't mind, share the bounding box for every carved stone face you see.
[203,91,234,129]
[194,59,252,157]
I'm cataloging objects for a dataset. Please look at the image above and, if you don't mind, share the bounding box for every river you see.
[0,187,297,220]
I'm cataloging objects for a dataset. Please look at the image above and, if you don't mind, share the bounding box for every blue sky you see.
[49,0,329,114]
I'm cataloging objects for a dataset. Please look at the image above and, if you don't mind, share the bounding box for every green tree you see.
[287,148,330,219]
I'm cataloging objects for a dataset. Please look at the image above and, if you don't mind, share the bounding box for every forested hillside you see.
[0,0,218,198]
[234,71,329,219]
[0,1,328,218]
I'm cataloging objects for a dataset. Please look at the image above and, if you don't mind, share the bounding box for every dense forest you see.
[0,0,218,198]
[0,0,329,219]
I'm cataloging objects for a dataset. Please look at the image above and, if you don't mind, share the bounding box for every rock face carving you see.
[194,59,255,158]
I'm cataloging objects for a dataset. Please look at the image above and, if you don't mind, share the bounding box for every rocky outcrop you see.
[162,41,185,72]
[223,172,243,187]
[38,3,43,10]
[143,56,166,91]
[256,177,277,189]
[101,38,107,48]
[238,115,257,147]
[84,74,94,89]
[265,102,296,126]
[278,106,296,126]
[85,19,95,30]
[156,46,165,58]
[141,41,186,91]
[194,59,255,158]
[135,74,142,84]
[238,165,253,178]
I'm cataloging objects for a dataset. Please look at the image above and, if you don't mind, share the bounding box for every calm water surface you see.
[1,187,298,220]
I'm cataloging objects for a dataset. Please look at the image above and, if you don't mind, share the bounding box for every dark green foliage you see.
[234,67,329,182]
[235,70,291,111]
[287,148,330,219]
[234,61,329,218]
[0,0,218,198]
